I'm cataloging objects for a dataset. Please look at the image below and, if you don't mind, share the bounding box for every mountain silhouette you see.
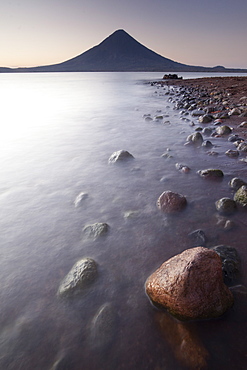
[1,29,247,73]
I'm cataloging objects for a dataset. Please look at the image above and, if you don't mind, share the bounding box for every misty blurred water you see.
[0,72,247,369]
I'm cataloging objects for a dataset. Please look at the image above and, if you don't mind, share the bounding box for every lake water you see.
[0,72,247,369]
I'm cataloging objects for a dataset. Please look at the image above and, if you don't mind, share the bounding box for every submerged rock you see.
[74,192,88,207]
[83,222,109,239]
[108,150,134,163]
[229,177,247,191]
[215,215,235,231]
[211,245,241,284]
[197,168,224,179]
[90,303,118,350]
[215,197,237,214]
[175,163,190,173]
[202,127,213,136]
[58,258,97,297]
[234,185,247,207]
[225,149,239,158]
[237,142,247,152]
[188,229,207,246]
[157,191,187,213]
[202,140,213,148]
[186,132,203,146]
[145,247,233,320]
[238,121,247,128]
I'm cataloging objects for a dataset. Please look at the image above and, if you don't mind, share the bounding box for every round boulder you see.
[186,132,203,146]
[198,114,213,123]
[229,177,247,191]
[215,125,232,135]
[157,191,187,213]
[215,198,237,214]
[225,149,239,158]
[145,247,234,320]
[58,258,97,297]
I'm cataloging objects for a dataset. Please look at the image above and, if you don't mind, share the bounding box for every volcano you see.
[1,29,247,73]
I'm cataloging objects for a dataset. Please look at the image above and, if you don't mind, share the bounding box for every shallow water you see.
[0,72,247,369]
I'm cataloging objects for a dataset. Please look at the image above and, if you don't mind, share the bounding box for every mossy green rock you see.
[234,185,247,207]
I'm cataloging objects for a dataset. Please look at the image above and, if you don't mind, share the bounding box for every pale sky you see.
[1,0,247,68]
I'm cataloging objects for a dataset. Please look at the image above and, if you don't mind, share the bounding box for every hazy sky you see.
[1,0,247,68]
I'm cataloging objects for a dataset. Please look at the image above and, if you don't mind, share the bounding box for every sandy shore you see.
[159,76,247,139]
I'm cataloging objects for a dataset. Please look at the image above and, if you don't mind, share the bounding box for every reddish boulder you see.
[157,191,187,213]
[145,247,234,320]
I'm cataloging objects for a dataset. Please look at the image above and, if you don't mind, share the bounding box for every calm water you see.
[0,72,247,369]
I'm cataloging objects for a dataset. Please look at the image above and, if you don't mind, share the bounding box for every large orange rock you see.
[146,247,234,320]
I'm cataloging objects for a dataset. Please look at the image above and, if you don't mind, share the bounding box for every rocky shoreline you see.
[155,76,247,140]
[53,76,247,369]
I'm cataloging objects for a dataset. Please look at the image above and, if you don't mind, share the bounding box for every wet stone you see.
[215,215,235,231]
[225,149,239,158]
[234,185,247,207]
[237,142,247,152]
[197,168,224,179]
[215,198,237,215]
[191,109,206,116]
[175,163,190,173]
[211,245,241,284]
[83,222,109,239]
[202,127,213,136]
[145,247,234,320]
[74,192,88,207]
[57,258,98,297]
[188,229,207,246]
[198,114,213,123]
[90,303,118,350]
[228,134,241,142]
[238,121,247,128]
[157,191,187,213]
[108,150,134,163]
[202,140,213,148]
[186,132,203,146]
[215,125,232,135]
[229,177,247,191]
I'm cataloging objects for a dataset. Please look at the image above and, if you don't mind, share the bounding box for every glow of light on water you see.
[0,81,63,152]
